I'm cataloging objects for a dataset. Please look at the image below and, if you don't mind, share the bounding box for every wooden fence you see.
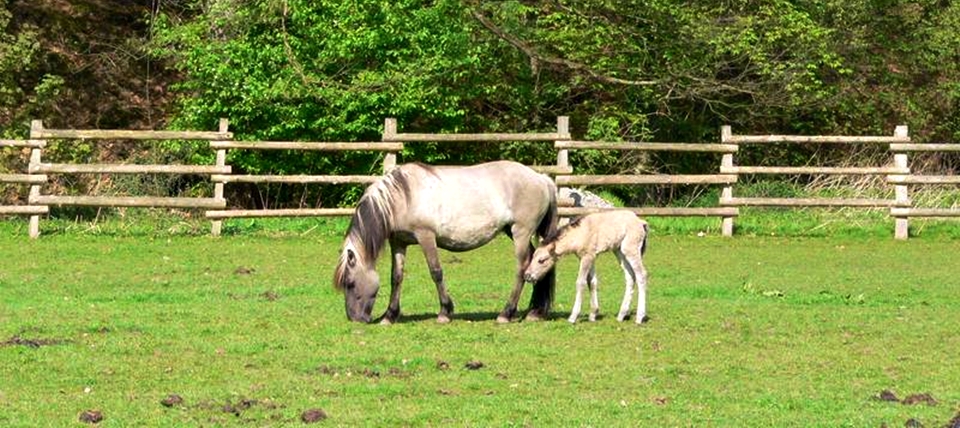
[718,125,912,238]
[0,138,49,238]
[15,120,233,238]
[553,140,740,235]
[6,119,959,240]
[888,140,960,238]
[381,117,572,175]
[203,119,401,236]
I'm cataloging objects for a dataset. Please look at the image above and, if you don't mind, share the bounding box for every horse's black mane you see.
[541,215,584,245]
[344,167,412,261]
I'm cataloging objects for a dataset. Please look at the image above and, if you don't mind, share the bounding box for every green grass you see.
[1,218,959,426]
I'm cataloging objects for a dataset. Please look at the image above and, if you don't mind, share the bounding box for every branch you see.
[468,8,658,87]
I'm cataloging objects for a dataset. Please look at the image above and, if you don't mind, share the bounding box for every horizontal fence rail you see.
[553,140,739,233]
[205,127,402,234]
[556,141,739,153]
[887,142,960,234]
[721,125,912,239]
[1,137,49,235]
[16,119,233,238]
[384,117,573,175]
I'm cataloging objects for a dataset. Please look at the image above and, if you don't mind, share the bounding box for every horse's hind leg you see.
[415,230,454,323]
[588,265,600,322]
[380,242,407,325]
[498,227,535,323]
[614,250,635,322]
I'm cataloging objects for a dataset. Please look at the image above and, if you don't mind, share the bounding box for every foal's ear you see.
[347,249,357,267]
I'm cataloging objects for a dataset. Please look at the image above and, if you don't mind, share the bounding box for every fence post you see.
[556,116,570,172]
[210,118,229,237]
[27,120,45,239]
[382,118,398,173]
[893,125,910,240]
[720,125,736,237]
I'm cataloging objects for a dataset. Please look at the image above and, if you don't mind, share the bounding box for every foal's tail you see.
[529,187,559,316]
[640,222,649,256]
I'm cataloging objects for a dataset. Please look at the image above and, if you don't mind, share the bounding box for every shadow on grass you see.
[380,311,552,324]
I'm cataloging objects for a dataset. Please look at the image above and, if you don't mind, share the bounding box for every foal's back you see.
[568,210,647,255]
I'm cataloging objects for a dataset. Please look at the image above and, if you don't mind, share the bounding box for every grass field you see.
[1,218,959,426]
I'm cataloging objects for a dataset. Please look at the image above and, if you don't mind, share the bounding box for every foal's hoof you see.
[437,314,452,324]
[495,315,512,324]
[379,317,394,325]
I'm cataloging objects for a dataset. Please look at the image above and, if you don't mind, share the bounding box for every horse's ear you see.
[347,249,357,267]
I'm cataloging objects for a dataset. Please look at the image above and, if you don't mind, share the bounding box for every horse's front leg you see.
[415,230,454,323]
[380,241,407,325]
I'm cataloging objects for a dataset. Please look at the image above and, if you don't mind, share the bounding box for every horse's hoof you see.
[437,315,451,324]
[524,311,545,322]
[567,317,578,324]
[588,315,597,322]
[495,315,512,324]
[380,317,395,325]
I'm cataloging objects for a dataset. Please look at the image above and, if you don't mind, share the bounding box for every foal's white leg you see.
[569,256,594,324]
[588,266,600,322]
[631,256,649,324]
[615,251,635,322]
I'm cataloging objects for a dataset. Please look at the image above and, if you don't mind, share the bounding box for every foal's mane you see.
[333,167,413,290]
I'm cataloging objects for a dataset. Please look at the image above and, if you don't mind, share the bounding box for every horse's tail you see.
[529,183,559,316]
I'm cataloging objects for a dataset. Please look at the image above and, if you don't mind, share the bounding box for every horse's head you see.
[524,242,558,283]
[334,242,380,323]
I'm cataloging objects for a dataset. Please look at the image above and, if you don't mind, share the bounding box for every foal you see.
[523,210,649,324]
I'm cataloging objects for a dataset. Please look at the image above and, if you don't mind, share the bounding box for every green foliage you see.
[0,0,63,137]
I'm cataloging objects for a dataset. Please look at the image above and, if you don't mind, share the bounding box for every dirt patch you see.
[946,411,960,428]
[78,409,103,424]
[301,408,327,423]
[1,335,65,348]
[260,291,279,301]
[221,398,263,416]
[436,360,450,370]
[873,390,938,406]
[901,393,937,406]
[315,364,408,378]
[464,360,484,370]
[234,266,254,275]
[160,394,184,408]
[876,390,900,402]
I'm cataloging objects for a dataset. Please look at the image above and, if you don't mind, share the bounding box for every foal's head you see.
[524,241,558,283]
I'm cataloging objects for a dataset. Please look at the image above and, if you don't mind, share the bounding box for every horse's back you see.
[395,161,555,250]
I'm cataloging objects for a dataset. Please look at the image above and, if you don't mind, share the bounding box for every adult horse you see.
[333,160,559,324]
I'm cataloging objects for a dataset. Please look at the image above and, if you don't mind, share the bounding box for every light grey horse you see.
[334,160,559,324]
[524,210,649,324]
